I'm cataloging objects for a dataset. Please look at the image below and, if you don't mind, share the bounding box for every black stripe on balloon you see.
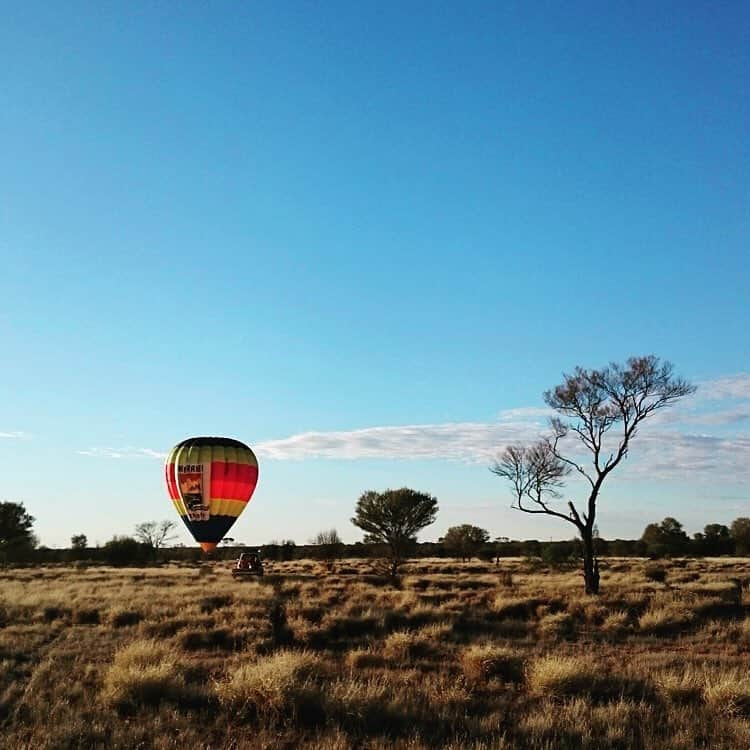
[180,515,240,544]
[174,436,250,450]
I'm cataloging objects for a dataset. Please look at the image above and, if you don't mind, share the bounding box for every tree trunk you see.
[581,529,600,595]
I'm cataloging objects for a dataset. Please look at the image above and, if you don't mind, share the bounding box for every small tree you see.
[641,517,689,556]
[440,524,490,561]
[351,487,438,577]
[134,520,178,554]
[310,528,345,571]
[0,501,37,563]
[69,533,88,562]
[697,523,733,556]
[102,536,150,566]
[731,518,750,555]
[491,356,695,594]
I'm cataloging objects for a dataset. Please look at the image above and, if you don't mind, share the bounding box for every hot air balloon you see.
[164,437,259,552]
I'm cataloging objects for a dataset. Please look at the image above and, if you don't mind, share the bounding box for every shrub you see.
[141,618,189,638]
[460,644,524,683]
[638,598,694,636]
[491,596,540,620]
[101,640,185,710]
[655,667,704,704]
[323,614,379,639]
[179,628,241,651]
[101,537,150,566]
[345,648,385,670]
[538,612,575,639]
[527,655,600,699]
[541,543,577,566]
[382,629,434,661]
[644,564,668,583]
[600,610,630,638]
[566,598,608,625]
[43,606,70,622]
[215,650,326,725]
[110,610,143,628]
[73,608,101,625]
[703,671,750,715]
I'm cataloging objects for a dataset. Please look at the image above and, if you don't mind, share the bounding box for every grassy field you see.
[1,556,750,749]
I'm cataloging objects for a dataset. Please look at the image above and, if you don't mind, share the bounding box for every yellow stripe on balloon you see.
[177,499,247,519]
[201,498,248,517]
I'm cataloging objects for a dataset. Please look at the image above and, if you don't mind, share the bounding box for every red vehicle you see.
[232,551,264,578]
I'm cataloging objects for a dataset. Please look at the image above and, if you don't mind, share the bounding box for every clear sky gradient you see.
[2,2,748,547]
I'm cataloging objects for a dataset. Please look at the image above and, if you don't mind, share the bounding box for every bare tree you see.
[310,528,344,571]
[134,520,178,551]
[491,356,695,594]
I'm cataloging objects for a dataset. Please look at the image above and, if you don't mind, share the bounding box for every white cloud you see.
[74,373,750,483]
[254,373,750,483]
[255,421,542,463]
[498,407,555,421]
[697,374,750,401]
[617,431,750,481]
[681,408,750,426]
[0,431,29,439]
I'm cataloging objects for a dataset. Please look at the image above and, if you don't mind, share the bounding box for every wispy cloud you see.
[680,408,750,426]
[254,421,541,463]
[498,407,555,421]
[697,374,750,401]
[253,373,750,482]
[647,375,750,427]
[0,431,30,439]
[78,447,166,459]
[76,374,750,483]
[617,431,750,481]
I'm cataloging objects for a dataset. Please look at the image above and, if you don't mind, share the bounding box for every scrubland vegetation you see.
[2,557,750,749]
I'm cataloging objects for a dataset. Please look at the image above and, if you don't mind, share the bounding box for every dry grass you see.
[654,666,704,704]
[703,670,750,716]
[638,593,696,635]
[2,556,750,748]
[460,644,524,683]
[101,639,187,710]
[216,649,326,723]
[526,654,600,698]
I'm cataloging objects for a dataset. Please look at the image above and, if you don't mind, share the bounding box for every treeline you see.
[2,497,749,567]
[16,515,750,567]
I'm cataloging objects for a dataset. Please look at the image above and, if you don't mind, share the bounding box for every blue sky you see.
[2,2,748,548]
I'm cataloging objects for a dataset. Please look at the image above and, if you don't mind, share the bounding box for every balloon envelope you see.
[165,437,259,552]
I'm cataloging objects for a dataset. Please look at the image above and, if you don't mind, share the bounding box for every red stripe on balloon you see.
[209,462,258,501]
[213,458,228,500]
[165,462,179,500]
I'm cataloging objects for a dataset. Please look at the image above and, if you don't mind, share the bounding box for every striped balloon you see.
[165,437,259,552]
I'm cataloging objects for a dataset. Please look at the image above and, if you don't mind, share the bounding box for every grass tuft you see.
[526,654,600,699]
[460,644,524,683]
[110,609,143,628]
[73,608,101,625]
[703,671,750,716]
[638,597,694,635]
[215,649,326,725]
[101,640,186,710]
